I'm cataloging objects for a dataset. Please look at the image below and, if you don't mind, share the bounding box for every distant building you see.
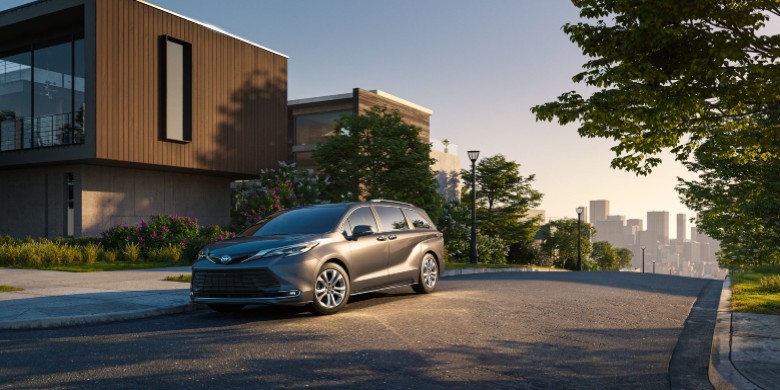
[288,88,432,170]
[677,213,687,241]
[589,200,608,225]
[647,211,670,245]
[430,138,460,202]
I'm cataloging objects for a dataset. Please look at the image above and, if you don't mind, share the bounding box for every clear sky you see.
[2,0,711,233]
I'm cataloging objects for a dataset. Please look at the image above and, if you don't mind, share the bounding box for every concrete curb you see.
[708,276,761,390]
[441,266,565,277]
[0,303,201,331]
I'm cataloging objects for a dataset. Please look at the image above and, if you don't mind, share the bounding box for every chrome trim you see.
[351,282,414,296]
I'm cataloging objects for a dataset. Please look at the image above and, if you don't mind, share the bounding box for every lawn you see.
[0,285,24,292]
[2,261,187,273]
[446,262,562,271]
[163,274,191,283]
[730,271,780,315]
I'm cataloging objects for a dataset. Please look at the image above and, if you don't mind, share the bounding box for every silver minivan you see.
[190,200,444,315]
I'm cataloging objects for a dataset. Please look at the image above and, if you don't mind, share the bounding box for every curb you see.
[441,266,564,278]
[0,303,201,331]
[708,276,760,389]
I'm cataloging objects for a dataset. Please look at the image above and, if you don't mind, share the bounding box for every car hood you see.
[204,234,321,258]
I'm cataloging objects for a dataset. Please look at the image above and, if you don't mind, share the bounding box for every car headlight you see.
[245,240,320,262]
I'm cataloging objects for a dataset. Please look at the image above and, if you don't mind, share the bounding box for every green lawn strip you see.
[731,272,780,315]
[2,261,187,272]
[163,274,192,283]
[0,285,24,292]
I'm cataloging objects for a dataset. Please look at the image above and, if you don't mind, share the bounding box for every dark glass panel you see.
[0,50,32,151]
[33,41,72,147]
[73,38,85,139]
[343,207,378,236]
[294,111,345,146]
[375,207,410,231]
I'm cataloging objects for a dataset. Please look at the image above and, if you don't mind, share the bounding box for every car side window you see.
[403,209,433,229]
[375,206,409,231]
[343,207,378,236]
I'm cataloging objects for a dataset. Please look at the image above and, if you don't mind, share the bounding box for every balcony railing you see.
[0,112,84,152]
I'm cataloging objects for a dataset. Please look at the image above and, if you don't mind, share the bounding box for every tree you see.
[678,134,780,269]
[532,1,780,174]
[313,106,444,219]
[461,154,543,263]
[615,248,635,270]
[539,218,595,270]
[591,241,620,271]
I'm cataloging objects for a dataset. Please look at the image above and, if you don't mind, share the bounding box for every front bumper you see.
[190,254,318,305]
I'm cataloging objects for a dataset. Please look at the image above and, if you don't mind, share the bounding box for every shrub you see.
[444,232,509,264]
[122,242,141,262]
[147,245,182,263]
[81,242,100,265]
[100,250,118,263]
[760,275,780,293]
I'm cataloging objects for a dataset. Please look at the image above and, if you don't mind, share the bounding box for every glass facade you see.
[0,35,85,152]
[294,111,345,146]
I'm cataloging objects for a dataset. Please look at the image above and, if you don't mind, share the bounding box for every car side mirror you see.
[352,225,375,238]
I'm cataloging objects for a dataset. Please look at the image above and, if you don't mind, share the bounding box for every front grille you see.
[192,269,281,298]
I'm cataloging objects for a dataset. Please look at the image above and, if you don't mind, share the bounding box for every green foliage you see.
[615,248,634,269]
[100,250,118,263]
[591,241,629,271]
[532,1,780,175]
[0,285,24,292]
[313,106,444,220]
[539,218,595,270]
[732,271,780,315]
[461,154,543,264]
[760,275,780,293]
[163,274,192,283]
[231,161,324,230]
[122,243,141,262]
[81,242,99,265]
[0,239,84,267]
[147,245,183,263]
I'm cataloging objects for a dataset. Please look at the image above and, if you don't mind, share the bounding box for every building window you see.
[293,111,345,146]
[0,35,85,152]
[161,36,192,142]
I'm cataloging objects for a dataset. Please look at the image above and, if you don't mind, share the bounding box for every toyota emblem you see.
[219,255,232,264]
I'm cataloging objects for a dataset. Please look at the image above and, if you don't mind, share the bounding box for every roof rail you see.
[368,199,415,207]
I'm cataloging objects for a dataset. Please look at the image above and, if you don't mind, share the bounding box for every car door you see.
[342,206,388,293]
[373,206,420,285]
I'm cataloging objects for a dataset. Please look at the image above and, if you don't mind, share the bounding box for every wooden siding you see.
[94,0,288,177]
[354,88,430,143]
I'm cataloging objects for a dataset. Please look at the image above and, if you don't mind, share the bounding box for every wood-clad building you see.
[288,88,432,169]
[0,0,288,237]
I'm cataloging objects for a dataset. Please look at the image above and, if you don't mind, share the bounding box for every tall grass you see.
[0,239,83,267]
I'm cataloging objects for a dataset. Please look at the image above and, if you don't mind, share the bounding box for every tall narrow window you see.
[161,36,192,142]
[66,173,74,237]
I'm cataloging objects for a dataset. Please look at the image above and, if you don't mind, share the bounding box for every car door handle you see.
[387,234,397,240]
[377,236,387,241]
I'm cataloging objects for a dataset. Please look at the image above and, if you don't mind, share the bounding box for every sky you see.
[1,0,717,233]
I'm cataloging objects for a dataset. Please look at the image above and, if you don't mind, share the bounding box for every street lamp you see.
[468,150,480,265]
[576,206,584,271]
[641,246,646,273]
[653,260,656,274]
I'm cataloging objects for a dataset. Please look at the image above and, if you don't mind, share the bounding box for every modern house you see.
[288,88,432,170]
[0,0,288,238]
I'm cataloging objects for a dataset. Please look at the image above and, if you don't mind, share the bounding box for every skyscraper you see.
[589,200,609,225]
[677,213,687,241]
[647,211,670,245]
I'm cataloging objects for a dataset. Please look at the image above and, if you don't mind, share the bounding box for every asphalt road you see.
[0,272,719,389]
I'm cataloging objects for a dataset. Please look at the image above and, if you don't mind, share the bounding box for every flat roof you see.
[288,89,432,115]
[139,1,288,58]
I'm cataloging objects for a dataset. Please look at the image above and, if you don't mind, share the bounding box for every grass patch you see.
[0,285,24,292]
[2,261,186,272]
[731,272,780,315]
[163,274,191,283]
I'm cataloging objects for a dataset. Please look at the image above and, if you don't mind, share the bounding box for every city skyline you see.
[3,0,766,236]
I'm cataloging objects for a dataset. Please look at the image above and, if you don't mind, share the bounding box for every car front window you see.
[240,206,348,237]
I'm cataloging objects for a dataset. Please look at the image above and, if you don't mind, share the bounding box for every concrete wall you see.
[81,165,230,236]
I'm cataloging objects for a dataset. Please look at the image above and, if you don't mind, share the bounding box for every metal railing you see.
[0,112,84,152]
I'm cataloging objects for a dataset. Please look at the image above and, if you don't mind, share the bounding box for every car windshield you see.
[240,205,349,237]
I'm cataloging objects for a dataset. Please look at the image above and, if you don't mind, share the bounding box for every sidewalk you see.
[0,267,196,330]
[709,276,780,390]
[2,267,778,389]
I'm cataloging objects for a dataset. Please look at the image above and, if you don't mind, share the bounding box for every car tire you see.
[208,303,245,313]
[309,263,350,315]
[412,253,438,294]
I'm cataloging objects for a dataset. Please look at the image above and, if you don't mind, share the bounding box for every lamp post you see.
[576,206,584,271]
[653,260,656,274]
[468,150,480,265]
[641,246,646,273]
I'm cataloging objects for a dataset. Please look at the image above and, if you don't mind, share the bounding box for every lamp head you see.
[467,150,480,163]
[576,206,584,216]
